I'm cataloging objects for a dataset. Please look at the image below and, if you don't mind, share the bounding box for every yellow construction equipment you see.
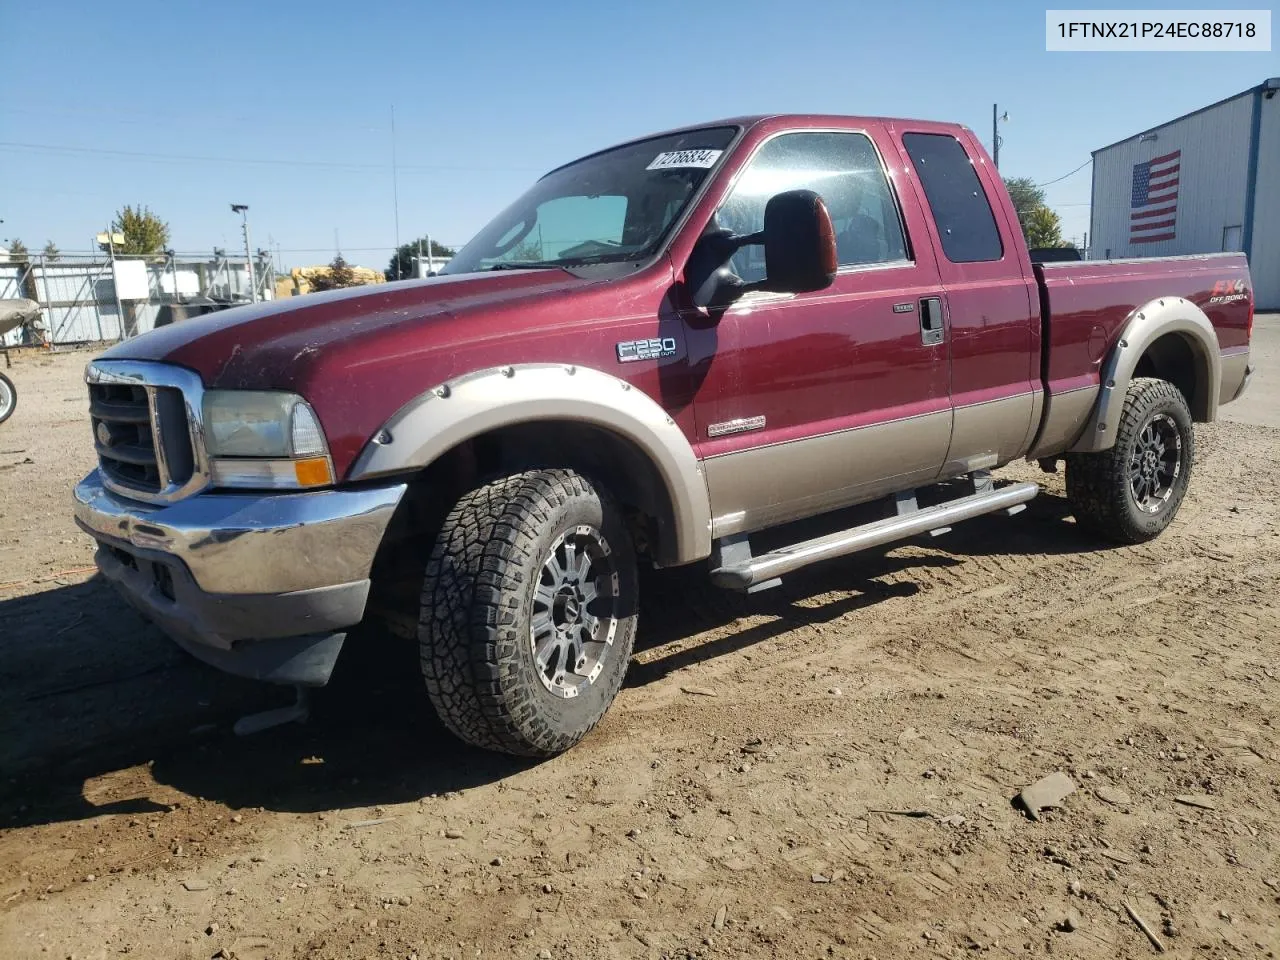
[277,264,387,298]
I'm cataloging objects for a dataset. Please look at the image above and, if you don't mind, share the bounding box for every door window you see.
[715,132,909,283]
[902,133,1004,263]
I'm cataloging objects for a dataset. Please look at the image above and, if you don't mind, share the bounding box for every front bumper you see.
[73,470,406,686]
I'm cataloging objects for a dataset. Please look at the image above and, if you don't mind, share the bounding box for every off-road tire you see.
[1065,377,1194,544]
[0,372,15,425]
[419,469,638,757]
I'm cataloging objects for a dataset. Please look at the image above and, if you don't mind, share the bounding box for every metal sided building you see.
[1090,77,1279,309]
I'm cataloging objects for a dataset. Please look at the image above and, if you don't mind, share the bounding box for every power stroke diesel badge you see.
[616,337,677,363]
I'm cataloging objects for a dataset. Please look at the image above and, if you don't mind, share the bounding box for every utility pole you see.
[165,247,179,301]
[105,227,124,329]
[992,103,1000,169]
[992,104,1009,170]
[231,204,256,302]
[99,226,122,342]
[391,105,402,280]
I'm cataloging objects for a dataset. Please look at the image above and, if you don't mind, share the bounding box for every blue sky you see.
[2,0,1274,272]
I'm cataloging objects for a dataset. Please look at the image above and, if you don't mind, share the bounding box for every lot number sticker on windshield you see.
[646,149,723,170]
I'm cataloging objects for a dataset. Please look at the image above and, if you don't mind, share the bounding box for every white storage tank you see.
[1090,77,1279,309]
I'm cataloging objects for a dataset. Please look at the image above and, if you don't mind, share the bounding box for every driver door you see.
[680,126,952,537]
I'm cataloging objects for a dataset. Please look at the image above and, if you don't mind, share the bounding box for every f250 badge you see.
[1208,279,1249,305]
[616,337,677,363]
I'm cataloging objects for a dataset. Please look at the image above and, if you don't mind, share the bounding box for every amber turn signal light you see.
[294,456,334,487]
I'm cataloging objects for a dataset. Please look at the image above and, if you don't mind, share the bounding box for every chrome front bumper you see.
[73,470,406,685]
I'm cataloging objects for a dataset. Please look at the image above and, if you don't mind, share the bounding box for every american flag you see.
[1130,150,1181,245]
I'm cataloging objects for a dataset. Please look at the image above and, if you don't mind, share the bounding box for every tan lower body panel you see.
[706,410,952,537]
[942,393,1037,476]
[1219,349,1250,405]
[1027,385,1100,460]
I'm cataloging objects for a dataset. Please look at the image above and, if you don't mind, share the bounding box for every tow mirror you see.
[759,189,837,293]
[688,188,837,310]
[688,228,745,310]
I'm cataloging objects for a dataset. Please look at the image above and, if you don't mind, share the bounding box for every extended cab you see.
[73,115,1254,756]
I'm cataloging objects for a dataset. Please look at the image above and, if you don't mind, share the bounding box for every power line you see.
[1036,159,1092,188]
[0,140,541,174]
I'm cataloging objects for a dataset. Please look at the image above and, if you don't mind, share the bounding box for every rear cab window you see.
[902,132,1003,263]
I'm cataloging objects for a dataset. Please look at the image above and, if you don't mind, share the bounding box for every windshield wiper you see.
[484,261,567,271]
[553,253,644,266]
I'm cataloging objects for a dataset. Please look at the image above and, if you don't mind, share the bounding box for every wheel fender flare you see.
[348,363,712,564]
[1070,297,1221,454]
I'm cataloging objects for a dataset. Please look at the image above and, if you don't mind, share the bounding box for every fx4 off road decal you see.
[616,337,677,363]
[1209,279,1249,305]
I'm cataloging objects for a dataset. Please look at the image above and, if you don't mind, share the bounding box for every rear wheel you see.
[418,468,638,757]
[1065,377,1194,544]
[0,372,15,425]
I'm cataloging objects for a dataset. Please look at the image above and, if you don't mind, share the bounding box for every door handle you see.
[919,297,945,346]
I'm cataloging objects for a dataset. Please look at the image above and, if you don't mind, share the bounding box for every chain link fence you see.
[0,252,275,348]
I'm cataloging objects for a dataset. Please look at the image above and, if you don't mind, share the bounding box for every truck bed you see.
[1030,252,1252,457]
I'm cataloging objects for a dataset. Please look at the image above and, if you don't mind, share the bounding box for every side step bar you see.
[710,481,1040,591]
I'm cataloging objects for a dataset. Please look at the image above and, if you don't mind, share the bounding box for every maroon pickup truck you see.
[74,114,1254,756]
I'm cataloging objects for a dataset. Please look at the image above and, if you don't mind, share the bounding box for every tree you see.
[508,236,544,262]
[7,238,29,262]
[42,240,60,261]
[1003,177,1047,237]
[308,255,364,292]
[386,236,456,280]
[1025,205,1066,249]
[1003,176,1069,248]
[111,205,170,255]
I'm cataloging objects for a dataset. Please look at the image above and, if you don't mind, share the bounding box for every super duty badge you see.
[616,337,677,363]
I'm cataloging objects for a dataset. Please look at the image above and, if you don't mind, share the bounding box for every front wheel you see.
[1065,377,1194,544]
[418,468,638,757]
[0,372,15,425]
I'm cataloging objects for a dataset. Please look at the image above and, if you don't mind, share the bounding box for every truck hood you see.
[100,268,593,390]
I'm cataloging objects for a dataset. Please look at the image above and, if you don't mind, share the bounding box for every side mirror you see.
[760,189,838,293]
[687,228,748,310]
[686,189,837,310]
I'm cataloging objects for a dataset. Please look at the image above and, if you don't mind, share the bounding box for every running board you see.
[710,481,1040,591]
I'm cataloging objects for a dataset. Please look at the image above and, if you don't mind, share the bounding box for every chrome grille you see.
[85,361,208,503]
[89,382,163,491]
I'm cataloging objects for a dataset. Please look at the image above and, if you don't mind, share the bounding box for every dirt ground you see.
[1,323,1278,960]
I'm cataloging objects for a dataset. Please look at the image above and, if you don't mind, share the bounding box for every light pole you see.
[231,204,256,303]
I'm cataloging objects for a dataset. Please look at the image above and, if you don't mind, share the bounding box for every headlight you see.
[203,390,334,489]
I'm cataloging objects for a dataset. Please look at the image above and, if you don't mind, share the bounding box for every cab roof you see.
[542,114,972,177]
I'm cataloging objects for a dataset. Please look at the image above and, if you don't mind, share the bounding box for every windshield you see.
[441,127,737,274]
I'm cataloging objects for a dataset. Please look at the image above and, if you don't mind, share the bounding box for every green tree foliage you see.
[386,237,456,280]
[1003,177,1068,248]
[111,205,170,255]
[7,238,29,262]
[308,255,364,292]
[1025,206,1066,248]
[42,240,60,261]
[1003,177,1044,233]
